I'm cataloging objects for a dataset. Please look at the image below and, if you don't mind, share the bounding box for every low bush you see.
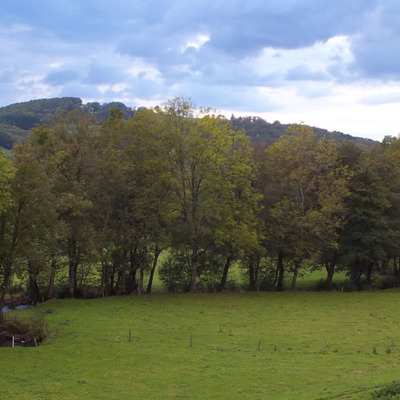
[372,381,400,399]
[159,250,191,293]
[0,311,47,342]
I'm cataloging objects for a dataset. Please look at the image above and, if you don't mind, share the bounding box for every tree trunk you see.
[138,247,148,295]
[68,257,79,298]
[109,262,117,295]
[248,255,257,291]
[366,264,373,285]
[190,242,199,293]
[290,259,302,290]
[350,261,362,287]
[46,259,57,300]
[68,239,79,298]
[0,208,20,308]
[394,257,400,285]
[99,255,108,297]
[0,260,12,309]
[127,249,138,294]
[276,251,284,291]
[28,268,40,305]
[138,267,144,295]
[272,257,279,286]
[218,255,232,292]
[147,246,162,294]
[325,263,335,288]
[116,250,127,295]
[325,251,337,289]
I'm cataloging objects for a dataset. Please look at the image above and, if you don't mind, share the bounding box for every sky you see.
[1,1,400,141]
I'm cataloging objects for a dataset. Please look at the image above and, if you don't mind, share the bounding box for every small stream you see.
[2,304,33,312]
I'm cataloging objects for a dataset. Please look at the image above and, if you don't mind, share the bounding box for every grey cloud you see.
[349,1,400,79]
[116,1,378,60]
[130,79,167,98]
[359,92,400,106]
[45,70,79,85]
[0,69,14,83]
[113,0,382,89]
[351,36,400,79]
[4,0,400,115]
[182,83,280,114]
[58,82,103,100]
[286,64,330,81]
[85,64,122,85]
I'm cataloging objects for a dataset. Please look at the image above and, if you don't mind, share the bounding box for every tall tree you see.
[340,156,390,287]
[262,125,350,290]
[160,98,258,292]
[28,110,99,297]
[0,152,15,308]
[93,108,173,295]
[0,146,57,306]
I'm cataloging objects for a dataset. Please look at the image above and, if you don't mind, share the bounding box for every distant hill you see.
[0,97,377,150]
[229,116,377,148]
[0,97,135,149]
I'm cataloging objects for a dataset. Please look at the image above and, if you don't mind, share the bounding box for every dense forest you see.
[0,97,135,150]
[0,97,398,308]
[0,97,375,150]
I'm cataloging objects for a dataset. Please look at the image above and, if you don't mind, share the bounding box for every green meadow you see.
[1,290,400,399]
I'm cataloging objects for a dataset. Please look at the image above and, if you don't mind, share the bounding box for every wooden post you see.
[11,336,14,348]
[33,338,37,347]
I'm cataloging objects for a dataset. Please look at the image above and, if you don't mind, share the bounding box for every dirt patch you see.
[0,332,40,347]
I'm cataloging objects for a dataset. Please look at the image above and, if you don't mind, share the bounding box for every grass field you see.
[1,290,400,399]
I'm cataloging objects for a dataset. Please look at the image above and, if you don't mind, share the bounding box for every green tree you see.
[0,152,14,308]
[340,155,390,287]
[339,140,400,287]
[379,136,400,282]
[28,110,99,298]
[11,145,57,303]
[263,125,350,290]
[160,98,259,292]
[0,145,57,307]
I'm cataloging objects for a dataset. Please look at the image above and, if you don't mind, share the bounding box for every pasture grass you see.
[1,290,400,399]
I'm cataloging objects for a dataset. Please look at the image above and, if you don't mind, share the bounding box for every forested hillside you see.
[0,97,399,307]
[0,98,134,149]
[230,115,377,147]
[0,97,376,150]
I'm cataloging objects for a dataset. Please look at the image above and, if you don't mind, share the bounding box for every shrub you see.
[159,250,191,293]
[0,312,47,341]
[372,381,400,399]
[197,251,226,292]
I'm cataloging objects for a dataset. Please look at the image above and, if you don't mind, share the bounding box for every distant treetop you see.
[0,97,376,150]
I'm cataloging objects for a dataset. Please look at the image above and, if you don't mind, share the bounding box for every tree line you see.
[1,98,399,307]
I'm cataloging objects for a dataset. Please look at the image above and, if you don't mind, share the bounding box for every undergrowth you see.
[373,381,400,399]
[0,311,47,341]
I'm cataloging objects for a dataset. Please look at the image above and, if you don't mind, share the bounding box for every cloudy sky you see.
[2,1,400,141]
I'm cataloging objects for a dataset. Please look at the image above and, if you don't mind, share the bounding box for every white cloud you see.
[181,34,210,52]
[127,59,163,83]
[253,82,400,141]
[250,35,353,82]
[2,1,400,141]
[112,83,128,93]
